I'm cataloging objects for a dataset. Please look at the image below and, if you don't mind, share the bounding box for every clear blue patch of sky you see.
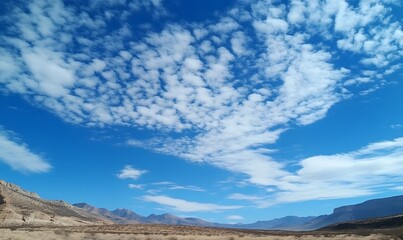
[164,0,237,23]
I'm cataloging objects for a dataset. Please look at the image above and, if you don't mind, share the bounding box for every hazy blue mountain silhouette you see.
[303,195,403,230]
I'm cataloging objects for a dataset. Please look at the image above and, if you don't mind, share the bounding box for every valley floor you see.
[0,224,400,240]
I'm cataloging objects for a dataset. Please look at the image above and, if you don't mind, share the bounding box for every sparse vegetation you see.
[0,224,401,240]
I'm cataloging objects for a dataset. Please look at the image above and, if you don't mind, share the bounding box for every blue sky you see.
[0,0,402,224]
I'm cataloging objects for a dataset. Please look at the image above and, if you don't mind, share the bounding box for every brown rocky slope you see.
[0,180,113,226]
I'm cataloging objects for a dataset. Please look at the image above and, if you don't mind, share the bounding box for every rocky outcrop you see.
[0,180,113,227]
[0,180,40,199]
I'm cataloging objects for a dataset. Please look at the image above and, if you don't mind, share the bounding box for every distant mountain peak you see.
[73,202,93,208]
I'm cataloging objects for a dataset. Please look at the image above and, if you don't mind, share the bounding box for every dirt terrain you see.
[0,224,400,240]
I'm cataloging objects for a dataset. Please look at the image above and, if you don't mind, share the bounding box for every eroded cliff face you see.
[0,180,113,227]
[0,180,40,199]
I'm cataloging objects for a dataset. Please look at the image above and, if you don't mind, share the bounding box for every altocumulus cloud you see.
[0,128,51,173]
[0,0,402,205]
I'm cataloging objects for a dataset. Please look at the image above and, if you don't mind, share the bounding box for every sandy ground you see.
[0,226,398,240]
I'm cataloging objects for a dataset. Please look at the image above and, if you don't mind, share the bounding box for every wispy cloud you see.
[117,165,147,180]
[142,195,242,212]
[226,215,244,221]
[149,181,205,192]
[167,185,205,192]
[128,183,145,190]
[230,138,403,207]
[128,181,205,192]
[284,137,403,199]
[0,128,51,173]
[228,193,265,202]
[391,124,402,129]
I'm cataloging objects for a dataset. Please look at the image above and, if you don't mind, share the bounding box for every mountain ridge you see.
[302,195,403,230]
[74,202,215,226]
[0,180,112,226]
[3,179,403,231]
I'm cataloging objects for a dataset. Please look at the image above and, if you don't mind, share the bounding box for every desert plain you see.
[0,224,400,240]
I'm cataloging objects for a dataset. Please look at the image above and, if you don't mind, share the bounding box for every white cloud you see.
[226,215,244,220]
[22,48,76,97]
[227,193,273,208]
[228,193,264,202]
[128,184,145,190]
[230,31,248,56]
[168,185,205,192]
[152,181,175,186]
[142,195,242,212]
[128,181,205,192]
[0,48,21,84]
[266,138,403,205]
[128,0,167,17]
[287,0,305,25]
[117,165,147,180]
[235,137,403,207]
[0,129,51,173]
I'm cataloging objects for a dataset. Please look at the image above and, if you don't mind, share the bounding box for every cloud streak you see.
[128,181,205,192]
[142,195,242,212]
[230,138,403,207]
[0,128,51,173]
[226,215,244,221]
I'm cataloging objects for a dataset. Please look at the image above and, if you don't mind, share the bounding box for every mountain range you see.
[67,193,403,230]
[73,202,214,226]
[2,179,403,230]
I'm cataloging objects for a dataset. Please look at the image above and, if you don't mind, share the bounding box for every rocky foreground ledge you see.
[0,180,112,227]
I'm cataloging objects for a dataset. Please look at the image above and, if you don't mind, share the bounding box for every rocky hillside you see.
[0,180,112,226]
